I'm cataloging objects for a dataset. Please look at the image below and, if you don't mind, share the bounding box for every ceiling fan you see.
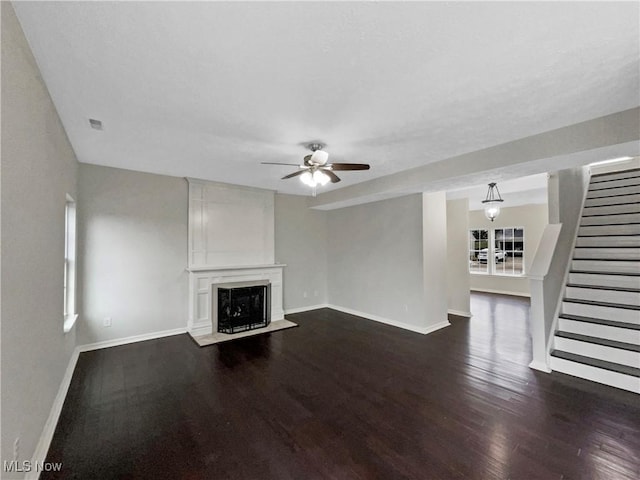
[261,143,370,195]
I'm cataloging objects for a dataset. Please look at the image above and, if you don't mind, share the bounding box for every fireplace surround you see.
[187,264,285,337]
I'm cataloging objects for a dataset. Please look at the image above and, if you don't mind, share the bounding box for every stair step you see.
[575,235,640,247]
[584,192,640,207]
[589,176,640,191]
[555,331,640,352]
[549,351,640,393]
[559,313,640,330]
[578,224,640,236]
[562,299,640,324]
[554,335,640,369]
[573,247,640,259]
[550,351,640,393]
[569,271,640,289]
[581,213,640,225]
[582,203,640,216]
[558,314,640,344]
[590,167,640,183]
[571,258,640,274]
[565,284,640,306]
[586,184,640,198]
[550,350,640,377]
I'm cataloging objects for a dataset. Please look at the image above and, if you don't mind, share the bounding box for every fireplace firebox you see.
[214,281,271,334]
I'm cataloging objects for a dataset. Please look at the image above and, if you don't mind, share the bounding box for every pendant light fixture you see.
[482,182,504,222]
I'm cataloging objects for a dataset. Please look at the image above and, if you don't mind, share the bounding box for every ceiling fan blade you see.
[261,162,303,166]
[322,169,341,183]
[281,169,308,180]
[328,163,370,171]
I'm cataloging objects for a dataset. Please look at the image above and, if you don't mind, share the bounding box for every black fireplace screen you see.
[217,284,271,334]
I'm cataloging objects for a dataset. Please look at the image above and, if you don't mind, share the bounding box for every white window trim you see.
[469,227,525,277]
[63,194,77,333]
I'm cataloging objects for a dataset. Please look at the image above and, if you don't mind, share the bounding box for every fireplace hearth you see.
[214,281,271,334]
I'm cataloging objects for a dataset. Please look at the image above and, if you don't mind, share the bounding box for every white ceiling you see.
[12,1,640,198]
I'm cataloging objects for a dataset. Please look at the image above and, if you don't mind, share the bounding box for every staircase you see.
[549,167,640,393]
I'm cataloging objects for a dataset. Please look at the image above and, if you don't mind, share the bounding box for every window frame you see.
[63,194,77,333]
[469,226,525,277]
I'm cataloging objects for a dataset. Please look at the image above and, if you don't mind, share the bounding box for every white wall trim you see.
[190,322,211,338]
[27,348,80,480]
[448,309,472,318]
[78,327,188,353]
[471,287,531,298]
[529,360,552,373]
[327,304,450,335]
[284,304,329,315]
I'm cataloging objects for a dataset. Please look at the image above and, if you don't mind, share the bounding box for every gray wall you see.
[78,164,188,345]
[543,166,589,339]
[275,194,328,311]
[1,2,78,472]
[446,199,471,316]
[469,203,549,296]
[327,194,426,328]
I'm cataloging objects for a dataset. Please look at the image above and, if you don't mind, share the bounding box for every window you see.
[469,227,525,276]
[63,195,77,332]
[494,227,524,275]
[469,229,489,274]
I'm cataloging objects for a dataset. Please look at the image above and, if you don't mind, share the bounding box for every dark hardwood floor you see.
[44,293,640,479]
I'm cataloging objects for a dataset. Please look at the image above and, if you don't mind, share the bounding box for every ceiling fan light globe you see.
[300,171,315,187]
[313,170,330,186]
[310,150,329,165]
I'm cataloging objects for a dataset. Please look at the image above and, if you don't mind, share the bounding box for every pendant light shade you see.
[482,183,504,222]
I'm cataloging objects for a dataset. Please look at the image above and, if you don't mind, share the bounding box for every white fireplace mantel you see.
[187,264,285,337]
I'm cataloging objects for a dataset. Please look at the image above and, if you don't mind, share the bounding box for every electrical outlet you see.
[303,291,308,298]
[103,317,112,327]
[13,437,19,461]
[403,304,409,313]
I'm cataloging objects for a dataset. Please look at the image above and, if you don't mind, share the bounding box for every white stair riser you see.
[571,259,640,273]
[589,177,640,190]
[574,247,640,259]
[590,170,640,183]
[587,184,640,198]
[562,301,640,324]
[581,213,640,225]
[584,193,640,207]
[554,337,640,368]
[573,247,640,260]
[578,224,640,236]
[582,203,640,216]
[576,236,640,247]
[565,286,640,306]
[569,273,640,289]
[558,318,640,344]
[549,357,640,393]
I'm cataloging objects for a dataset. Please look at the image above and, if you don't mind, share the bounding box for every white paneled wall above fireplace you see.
[188,179,275,268]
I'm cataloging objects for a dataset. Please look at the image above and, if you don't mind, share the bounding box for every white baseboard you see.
[284,304,329,315]
[327,304,450,335]
[28,347,80,480]
[448,309,472,318]
[190,322,212,337]
[78,327,188,353]
[471,288,531,298]
[529,360,552,373]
